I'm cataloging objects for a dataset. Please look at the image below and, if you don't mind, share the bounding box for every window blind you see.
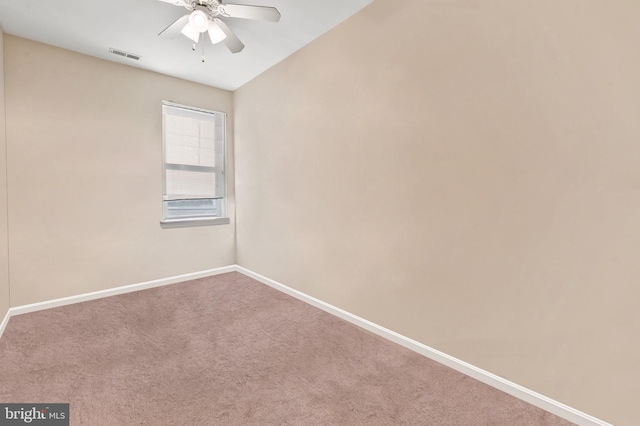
[162,102,225,220]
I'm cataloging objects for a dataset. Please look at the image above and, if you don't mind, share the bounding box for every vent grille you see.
[109,48,141,61]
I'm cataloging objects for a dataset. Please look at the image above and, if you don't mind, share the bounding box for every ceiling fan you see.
[157,0,281,54]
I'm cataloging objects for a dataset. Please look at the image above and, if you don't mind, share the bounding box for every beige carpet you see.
[0,272,574,425]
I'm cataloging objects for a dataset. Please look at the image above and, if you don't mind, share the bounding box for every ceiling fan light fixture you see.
[180,23,200,42]
[157,0,280,54]
[189,10,210,33]
[208,20,227,44]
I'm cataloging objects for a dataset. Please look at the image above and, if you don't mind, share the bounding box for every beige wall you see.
[4,35,235,306]
[234,1,640,424]
[0,28,9,319]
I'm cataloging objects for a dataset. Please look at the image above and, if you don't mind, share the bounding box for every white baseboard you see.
[0,309,10,341]
[0,264,612,426]
[8,265,236,318]
[236,266,612,426]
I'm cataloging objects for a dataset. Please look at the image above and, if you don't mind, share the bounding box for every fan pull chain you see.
[192,43,196,51]
[202,43,205,63]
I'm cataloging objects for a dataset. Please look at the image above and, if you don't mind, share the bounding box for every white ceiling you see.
[0,0,373,91]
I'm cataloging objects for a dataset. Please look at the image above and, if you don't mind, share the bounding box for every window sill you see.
[160,217,230,228]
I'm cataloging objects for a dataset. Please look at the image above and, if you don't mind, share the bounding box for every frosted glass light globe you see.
[189,10,209,33]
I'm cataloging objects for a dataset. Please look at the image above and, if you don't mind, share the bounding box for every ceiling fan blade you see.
[207,20,227,45]
[219,4,281,22]
[157,0,189,6]
[158,15,190,38]
[214,19,245,53]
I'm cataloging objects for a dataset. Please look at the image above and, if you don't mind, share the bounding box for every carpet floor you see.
[0,272,574,425]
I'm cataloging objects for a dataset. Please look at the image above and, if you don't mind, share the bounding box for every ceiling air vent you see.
[109,48,141,61]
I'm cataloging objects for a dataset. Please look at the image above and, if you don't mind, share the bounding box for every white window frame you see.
[160,101,230,228]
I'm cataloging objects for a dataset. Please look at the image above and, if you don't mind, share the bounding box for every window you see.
[161,101,229,227]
